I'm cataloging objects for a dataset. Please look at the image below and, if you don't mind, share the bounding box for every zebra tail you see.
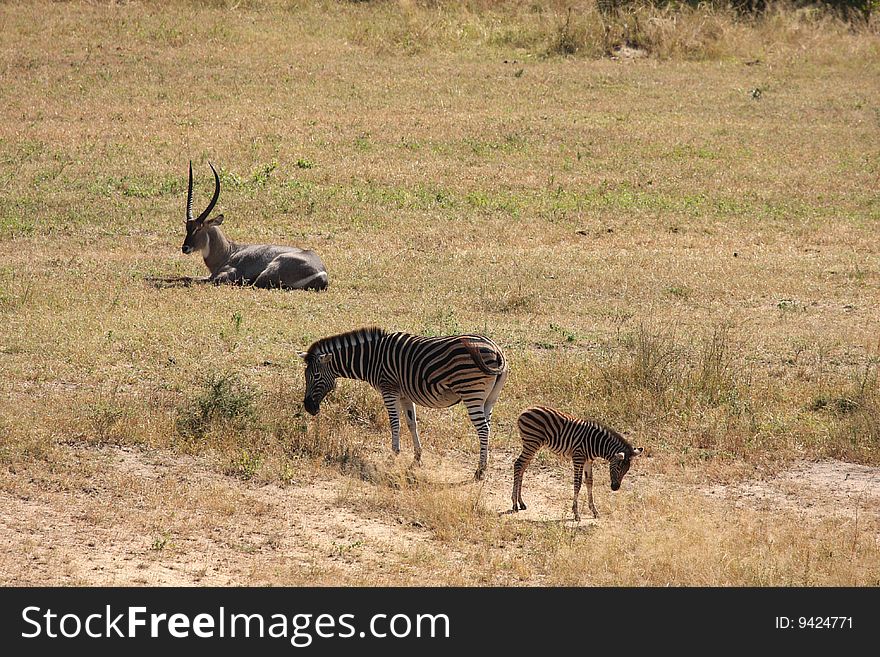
[461,338,506,376]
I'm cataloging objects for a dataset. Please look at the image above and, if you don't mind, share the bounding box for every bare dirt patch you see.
[702,459,880,522]
[2,445,878,586]
[0,443,636,585]
[0,446,430,586]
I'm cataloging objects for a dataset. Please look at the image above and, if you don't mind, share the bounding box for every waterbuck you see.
[179,162,328,290]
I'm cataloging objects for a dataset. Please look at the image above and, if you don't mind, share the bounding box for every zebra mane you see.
[596,421,634,455]
[306,326,387,358]
[570,413,634,456]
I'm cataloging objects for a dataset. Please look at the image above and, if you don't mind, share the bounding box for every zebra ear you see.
[317,353,333,365]
[297,351,308,361]
[614,451,626,461]
[632,447,644,457]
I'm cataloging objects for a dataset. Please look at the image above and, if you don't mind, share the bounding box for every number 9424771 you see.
[799,617,852,629]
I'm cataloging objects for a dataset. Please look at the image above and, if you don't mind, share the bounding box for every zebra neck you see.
[328,333,384,386]
[584,422,628,459]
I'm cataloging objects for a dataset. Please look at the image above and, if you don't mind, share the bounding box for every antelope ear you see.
[297,351,308,361]
[317,353,333,365]
[205,213,224,226]
[632,447,644,457]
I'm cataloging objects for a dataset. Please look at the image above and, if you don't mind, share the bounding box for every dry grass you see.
[0,0,878,585]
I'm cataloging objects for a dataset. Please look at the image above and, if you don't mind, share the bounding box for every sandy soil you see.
[1,445,877,585]
[0,446,432,585]
[702,459,880,521]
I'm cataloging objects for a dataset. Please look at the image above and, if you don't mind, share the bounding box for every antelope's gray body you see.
[513,406,643,520]
[181,162,327,290]
[300,327,509,480]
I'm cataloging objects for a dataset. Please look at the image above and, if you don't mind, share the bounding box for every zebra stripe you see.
[300,327,509,480]
[513,405,643,520]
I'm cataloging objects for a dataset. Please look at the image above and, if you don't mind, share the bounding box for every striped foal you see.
[298,327,509,480]
[513,406,643,520]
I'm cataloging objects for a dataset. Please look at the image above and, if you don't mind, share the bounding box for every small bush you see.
[175,373,257,440]
[224,449,263,480]
[600,324,682,403]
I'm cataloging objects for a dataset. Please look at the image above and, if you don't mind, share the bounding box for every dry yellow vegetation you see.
[0,1,878,586]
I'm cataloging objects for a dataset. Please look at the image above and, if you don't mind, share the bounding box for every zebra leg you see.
[464,400,491,480]
[572,453,586,522]
[585,459,598,519]
[512,449,534,512]
[400,397,422,466]
[380,389,402,456]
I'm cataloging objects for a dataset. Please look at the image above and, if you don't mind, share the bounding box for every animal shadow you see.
[499,510,598,531]
[144,275,208,289]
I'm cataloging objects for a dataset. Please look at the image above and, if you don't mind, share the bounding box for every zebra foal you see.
[513,406,643,520]
[298,327,509,480]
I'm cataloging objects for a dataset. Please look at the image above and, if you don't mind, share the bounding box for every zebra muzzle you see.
[303,397,320,416]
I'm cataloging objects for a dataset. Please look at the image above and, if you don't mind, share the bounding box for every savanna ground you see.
[0,0,878,586]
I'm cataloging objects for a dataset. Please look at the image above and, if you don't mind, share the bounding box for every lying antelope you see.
[167,162,328,290]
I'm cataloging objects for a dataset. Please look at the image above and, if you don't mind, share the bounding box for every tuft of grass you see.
[175,373,258,441]
[224,449,263,481]
[809,394,860,415]
[149,532,175,553]
[813,359,880,460]
[601,324,683,402]
[271,403,371,478]
[85,400,131,445]
[692,324,738,407]
[342,477,494,544]
[550,7,595,57]
[664,285,692,300]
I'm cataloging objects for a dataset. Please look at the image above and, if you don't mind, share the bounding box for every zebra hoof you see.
[474,467,486,481]
[519,501,527,510]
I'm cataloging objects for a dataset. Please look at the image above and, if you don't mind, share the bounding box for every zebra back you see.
[305,328,507,391]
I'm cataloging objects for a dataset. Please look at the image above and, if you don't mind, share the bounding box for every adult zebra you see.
[298,327,509,480]
[513,406,643,520]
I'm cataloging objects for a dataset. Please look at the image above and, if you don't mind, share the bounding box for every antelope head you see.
[182,161,223,255]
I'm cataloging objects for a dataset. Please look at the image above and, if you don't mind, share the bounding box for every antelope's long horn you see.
[186,160,194,222]
[196,162,221,222]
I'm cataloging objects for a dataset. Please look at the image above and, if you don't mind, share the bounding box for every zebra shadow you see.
[345,458,475,491]
[381,470,477,491]
[414,477,478,491]
[498,511,599,530]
